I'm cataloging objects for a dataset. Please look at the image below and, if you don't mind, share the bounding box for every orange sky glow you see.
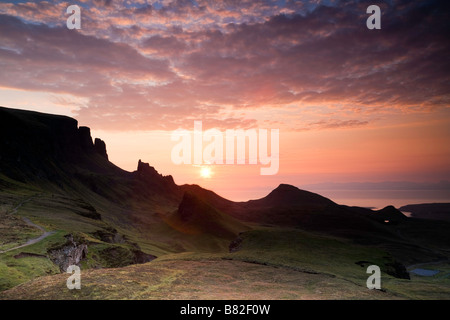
[1,1,449,201]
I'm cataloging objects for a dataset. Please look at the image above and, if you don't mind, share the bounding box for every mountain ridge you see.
[0,106,409,234]
[1,107,448,260]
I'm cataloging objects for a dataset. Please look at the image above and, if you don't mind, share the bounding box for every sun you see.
[200,166,212,179]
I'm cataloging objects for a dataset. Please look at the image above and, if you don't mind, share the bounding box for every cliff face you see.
[48,234,88,272]
[0,106,113,182]
[78,126,95,151]
[133,159,178,197]
[94,138,108,160]
[137,159,173,183]
[0,106,185,215]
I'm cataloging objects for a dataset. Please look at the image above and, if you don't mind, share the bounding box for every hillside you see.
[400,203,450,222]
[1,106,449,299]
[0,106,241,290]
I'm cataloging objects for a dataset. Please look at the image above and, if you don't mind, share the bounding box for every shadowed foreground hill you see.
[399,203,450,222]
[0,259,401,300]
[164,192,249,240]
[0,106,240,252]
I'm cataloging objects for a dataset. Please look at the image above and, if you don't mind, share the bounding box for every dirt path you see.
[0,196,55,254]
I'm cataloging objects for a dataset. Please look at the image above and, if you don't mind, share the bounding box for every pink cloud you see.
[0,0,448,131]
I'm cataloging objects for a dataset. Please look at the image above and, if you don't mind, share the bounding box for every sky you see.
[0,0,449,201]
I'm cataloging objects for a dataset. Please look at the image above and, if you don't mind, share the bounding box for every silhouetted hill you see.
[200,184,400,241]
[0,106,406,239]
[165,192,249,239]
[375,206,408,223]
[0,106,179,203]
[399,203,450,222]
[250,183,335,207]
[0,107,249,253]
[0,106,120,182]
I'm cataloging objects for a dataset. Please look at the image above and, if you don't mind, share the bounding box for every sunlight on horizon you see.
[200,166,213,179]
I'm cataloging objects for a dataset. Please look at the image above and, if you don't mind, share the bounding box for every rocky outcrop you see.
[78,126,94,151]
[90,228,156,266]
[229,233,244,253]
[355,260,410,280]
[370,206,408,225]
[137,159,174,183]
[92,228,125,244]
[79,128,109,160]
[97,246,157,268]
[135,159,176,195]
[132,250,157,264]
[73,198,102,220]
[94,138,108,160]
[385,261,410,280]
[0,107,115,183]
[171,192,248,240]
[137,159,162,177]
[48,234,88,272]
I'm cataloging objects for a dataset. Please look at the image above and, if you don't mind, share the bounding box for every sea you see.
[308,189,450,211]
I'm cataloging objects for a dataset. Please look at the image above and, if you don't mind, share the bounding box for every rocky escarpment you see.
[94,138,108,160]
[132,249,157,264]
[0,106,114,182]
[92,227,126,244]
[48,232,157,272]
[132,159,179,200]
[95,245,157,268]
[48,234,88,272]
[137,159,174,184]
[79,127,110,160]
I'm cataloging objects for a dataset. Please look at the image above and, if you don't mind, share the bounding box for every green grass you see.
[0,259,400,300]
[153,228,450,299]
[0,231,64,291]
[157,228,401,286]
[1,223,449,299]
[1,180,449,299]
[0,212,43,252]
[0,190,165,291]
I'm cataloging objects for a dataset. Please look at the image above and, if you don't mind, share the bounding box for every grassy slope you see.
[0,259,400,300]
[1,179,449,298]
[0,179,247,291]
[2,225,449,299]
[1,173,449,299]
[0,187,162,291]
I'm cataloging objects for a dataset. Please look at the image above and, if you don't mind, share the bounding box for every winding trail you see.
[0,196,55,254]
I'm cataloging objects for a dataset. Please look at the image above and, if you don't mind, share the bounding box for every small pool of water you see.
[410,268,440,276]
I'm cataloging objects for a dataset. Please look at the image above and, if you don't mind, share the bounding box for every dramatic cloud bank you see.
[1,0,449,130]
